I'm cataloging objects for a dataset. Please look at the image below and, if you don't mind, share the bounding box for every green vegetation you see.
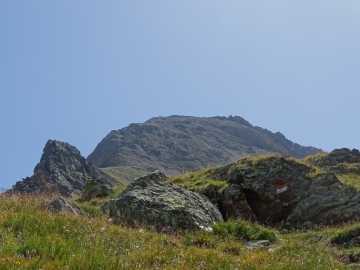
[75,186,125,218]
[167,167,228,191]
[0,192,356,269]
[212,220,276,243]
[98,166,147,186]
[4,151,360,269]
[300,151,327,165]
[337,174,360,190]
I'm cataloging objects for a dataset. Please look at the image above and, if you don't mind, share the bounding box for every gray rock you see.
[39,197,85,216]
[109,171,223,232]
[213,156,313,224]
[332,228,360,248]
[210,155,360,228]
[10,140,118,197]
[285,173,360,227]
[134,170,169,182]
[221,184,258,222]
[310,148,360,174]
[102,201,111,214]
[197,186,221,207]
[245,240,271,250]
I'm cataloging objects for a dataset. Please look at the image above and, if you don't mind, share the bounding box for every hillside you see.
[3,149,360,268]
[0,191,351,269]
[88,115,320,180]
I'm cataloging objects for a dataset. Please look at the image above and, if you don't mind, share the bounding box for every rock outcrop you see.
[220,184,258,222]
[10,140,118,197]
[191,155,360,227]
[39,197,85,216]
[332,227,360,248]
[309,148,360,175]
[212,156,313,224]
[286,172,360,227]
[109,171,223,232]
[88,115,320,182]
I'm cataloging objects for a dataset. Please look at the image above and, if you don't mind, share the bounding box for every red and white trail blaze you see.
[276,183,288,193]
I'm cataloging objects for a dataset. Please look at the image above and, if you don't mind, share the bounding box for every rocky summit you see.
[10,140,118,197]
[87,115,320,180]
[109,171,224,232]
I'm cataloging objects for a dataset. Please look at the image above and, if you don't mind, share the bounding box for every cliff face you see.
[11,140,118,197]
[87,115,320,176]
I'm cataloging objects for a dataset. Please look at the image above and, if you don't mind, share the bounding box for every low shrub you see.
[212,220,276,243]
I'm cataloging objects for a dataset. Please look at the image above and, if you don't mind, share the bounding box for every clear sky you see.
[1,1,360,189]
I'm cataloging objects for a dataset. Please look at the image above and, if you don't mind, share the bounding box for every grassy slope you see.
[97,166,147,186]
[2,153,360,269]
[1,192,356,270]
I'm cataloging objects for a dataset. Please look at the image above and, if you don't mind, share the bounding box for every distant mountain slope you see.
[87,115,320,176]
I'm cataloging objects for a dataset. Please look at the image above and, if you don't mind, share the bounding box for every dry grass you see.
[167,167,228,191]
[0,190,355,269]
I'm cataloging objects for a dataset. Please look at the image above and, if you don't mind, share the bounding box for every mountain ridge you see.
[87,115,320,179]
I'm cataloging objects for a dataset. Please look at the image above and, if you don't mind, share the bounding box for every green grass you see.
[337,174,360,190]
[75,185,125,217]
[4,152,360,269]
[167,167,228,191]
[300,151,327,164]
[0,192,355,269]
[98,166,147,186]
[212,220,277,243]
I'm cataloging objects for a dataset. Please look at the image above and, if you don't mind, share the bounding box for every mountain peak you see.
[10,140,117,197]
[87,115,321,180]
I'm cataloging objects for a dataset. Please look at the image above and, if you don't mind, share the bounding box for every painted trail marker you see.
[276,183,288,193]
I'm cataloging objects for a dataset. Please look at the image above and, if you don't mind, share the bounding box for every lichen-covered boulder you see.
[109,171,223,232]
[285,173,360,228]
[208,155,360,228]
[212,156,313,224]
[81,179,113,201]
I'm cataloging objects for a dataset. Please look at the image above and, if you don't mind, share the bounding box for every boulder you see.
[102,201,111,214]
[220,184,257,222]
[285,173,360,227]
[212,156,313,224]
[81,179,113,201]
[134,170,169,182]
[39,197,85,216]
[10,140,118,197]
[207,155,360,227]
[109,171,223,232]
[197,185,221,207]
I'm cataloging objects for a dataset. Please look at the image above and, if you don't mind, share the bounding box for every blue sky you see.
[1,1,360,189]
